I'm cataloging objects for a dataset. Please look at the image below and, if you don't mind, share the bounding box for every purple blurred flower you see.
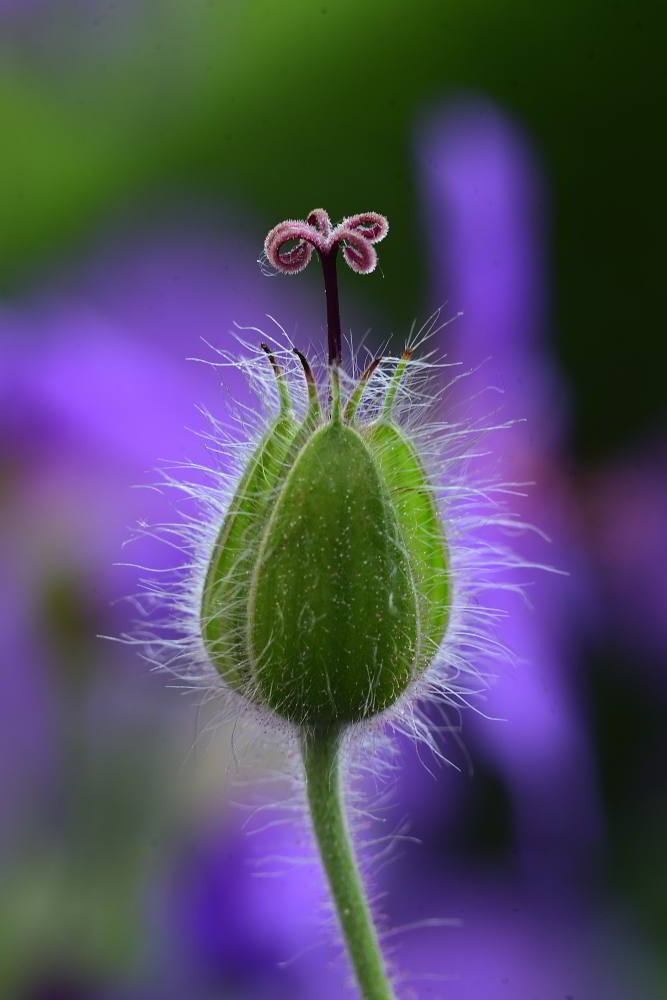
[387,870,658,999]
[417,100,604,878]
[155,807,354,1000]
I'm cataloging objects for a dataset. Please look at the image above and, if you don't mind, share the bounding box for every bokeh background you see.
[1,2,666,998]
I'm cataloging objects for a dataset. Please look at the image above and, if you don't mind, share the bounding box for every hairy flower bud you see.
[199,209,450,728]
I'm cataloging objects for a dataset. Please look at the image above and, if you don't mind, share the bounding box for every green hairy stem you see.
[302,726,396,1000]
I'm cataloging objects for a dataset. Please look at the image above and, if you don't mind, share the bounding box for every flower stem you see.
[301,725,396,1000]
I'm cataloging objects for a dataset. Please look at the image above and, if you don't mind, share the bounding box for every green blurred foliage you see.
[1,0,665,455]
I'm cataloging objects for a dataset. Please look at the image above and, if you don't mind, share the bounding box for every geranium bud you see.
[199,209,450,728]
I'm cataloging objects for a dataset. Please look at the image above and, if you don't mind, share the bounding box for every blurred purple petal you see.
[417,100,603,874]
[387,871,661,998]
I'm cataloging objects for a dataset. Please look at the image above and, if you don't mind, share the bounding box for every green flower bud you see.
[199,209,450,729]
[250,418,419,723]
[201,359,449,726]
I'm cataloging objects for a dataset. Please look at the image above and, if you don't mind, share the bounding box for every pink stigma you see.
[263,209,389,365]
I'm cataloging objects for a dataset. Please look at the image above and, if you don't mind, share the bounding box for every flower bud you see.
[198,210,451,729]
[249,418,419,723]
